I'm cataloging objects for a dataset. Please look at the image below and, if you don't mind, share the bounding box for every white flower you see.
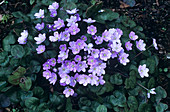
[138,64,149,78]
[34,33,46,44]
[83,18,96,23]
[34,9,44,18]
[49,31,61,42]
[18,30,28,44]
[153,38,158,50]
[147,88,156,98]
[66,8,79,14]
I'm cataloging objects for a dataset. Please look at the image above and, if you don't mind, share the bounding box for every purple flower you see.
[59,44,67,51]
[110,41,123,53]
[66,8,79,14]
[21,30,28,38]
[87,56,96,66]
[58,66,70,75]
[81,35,87,41]
[50,10,57,17]
[49,58,56,66]
[84,43,93,54]
[68,24,80,35]
[69,76,77,87]
[48,2,59,11]
[125,41,132,51]
[83,18,96,23]
[95,36,103,45]
[43,62,51,70]
[100,49,111,61]
[49,72,57,85]
[60,31,70,41]
[89,74,99,86]
[49,31,61,42]
[18,30,28,44]
[74,55,82,62]
[91,49,99,58]
[66,15,77,27]
[102,30,111,42]
[87,25,97,35]
[53,68,57,72]
[78,75,90,86]
[35,22,44,31]
[138,64,149,78]
[58,50,69,60]
[75,13,81,21]
[69,41,80,54]
[43,70,52,79]
[136,39,146,51]
[96,76,105,86]
[147,88,156,98]
[88,65,100,75]
[119,53,130,65]
[76,39,86,49]
[111,51,118,59]
[63,88,74,97]
[76,61,88,72]
[34,33,46,44]
[60,74,71,84]
[34,9,44,18]
[69,61,77,72]
[54,18,65,30]
[153,38,158,50]
[129,31,138,40]
[36,45,45,54]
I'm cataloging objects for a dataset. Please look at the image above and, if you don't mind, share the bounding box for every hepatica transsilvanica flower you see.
[17,2,158,97]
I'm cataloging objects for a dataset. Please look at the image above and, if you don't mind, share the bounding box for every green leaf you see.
[33,86,44,98]
[63,2,77,10]
[19,77,32,91]
[96,105,107,112]
[155,103,168,112]
[146,57,156,74]
[110,73,123,85]
[123,0,136,7]
[147,77,155,89]
[49,93,62,106]
[125,70,136,89]
[8,73,22,85]
[12,66,26,76]
[86,1,103,17]
[20,91,33,101]
[155,86,167,103]
[127,96,138,110]
[25,97,39,110]
[0,94,10,108]
[138,103,151,112]
[66,98,72,111]
[0,51,8,63]
[3,33,16,51]
[30,0,35,5]
[29,60,41,73]
[110,90,126,107]
[11,45,25,58]
[12,11,30,22]
[0,81,8,91]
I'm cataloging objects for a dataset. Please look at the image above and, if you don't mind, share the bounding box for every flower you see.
[66,15,77,27]
[48,2,59,11]
[60,31,70,41]
[153,38,158,50]
[18,30,28,44]
[49,31,61,42]
[84,43,93,54]
[87,25,97,35]
[96,76,105,86]
[95,36,103,45]
[147,88,156,98]
[110,41,123,53]
[36,45,45,54]
[49,58,56,66]
[119,52,130,65]
[66,8,79,14]
[129,31,138,40]
[43,70,52,79]
[91,49,99,58]
[78,75,90,86]
[35,22,44,31]
[43,62,51,70]
[54,18,65,30]
[102,30,111,42]
[34,33,46,44]
[34,9,44,18]
[74,55,82,62]
[59,44,67,51]
[125,41,132,51]
[63,88,74,97]
[68,24,80,35]
[76,61,88,72]
[50,10,57,17]
[60,74,71,85]
[100,49,111,61]
[81,35,87,41]
[138,64,149,78]
[136,39,146,51]
[83,18,96,23]
[89,74,99,86]
[49,72,57,85]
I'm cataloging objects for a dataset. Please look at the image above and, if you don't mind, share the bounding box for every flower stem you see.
[137,82,148,91]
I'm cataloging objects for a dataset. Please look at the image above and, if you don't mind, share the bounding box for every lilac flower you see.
[58,50,69,60]
[88,65,100,75]
[43,70,52,79]
[91,49,99,58]
[119,52,130,65]
[96,76,105,86]
[49,58,56,66]
[48,2,59,11]
[76,61,88,72]
[58,66,70,75]
[66,8,79,14]
[136,39,146,51]
[100,49,111,61]
[147,88,156,98]
[36,45,45,54]
[95,36,103,45]
[89,74,99,86]
[69,61,77,72]
[60,74,71,84]
[63,60,71,68]
[18,30,28,44]
[116,28,123,36]
[74,55,82,62]
[63,88,74,97]
[49,72,57,85]
[50,10,57,17]
[87,56,96,66]
[87,25,97,35]
[76,39,86,49]
[68,24,80,35]
[81,35,87,41]
[21,30,28,38]
[53,68,57,72]
[34,9,44,18]
[84,43,93,54]
[75,13,81,21]
[49,31,61,42]
[59,44,67,51]
[153,38,158,50]
[129,31,138,40]
[125,41,132,51]
[54,18,65,30]
[110,41,123,53]
[69,76,77,87]
[69,41,80,54]
[83,18,96,23]
[66,15,77,27]
[43,62,51,70]
[35,22,44,31]
[78,75,90,86]
[111,51,118,59]
[102,30,111,42]
[34,33,46,44]
[138,64,149,78]
[60,31,70,41]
